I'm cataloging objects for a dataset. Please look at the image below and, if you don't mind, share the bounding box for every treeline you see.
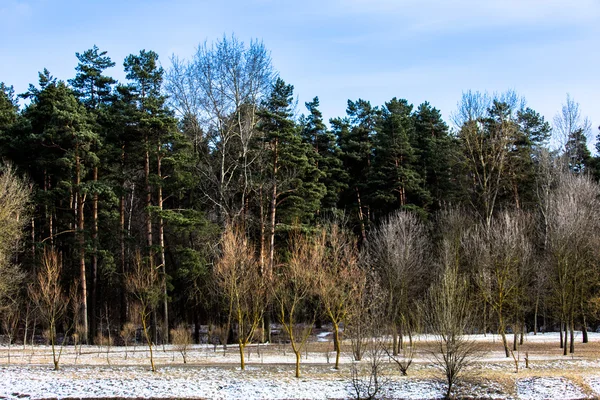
[0,36,599,360]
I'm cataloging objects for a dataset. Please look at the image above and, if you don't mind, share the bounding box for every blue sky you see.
[1,0,599,144]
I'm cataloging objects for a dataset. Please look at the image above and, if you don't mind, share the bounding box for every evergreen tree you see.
[70,45,117,340]
[20,70,97,343]
[300,97,346,212]
[0,83,18,132]
[69,45,116,109]
[412,102,459,211]
[123,49,178,341]
[370,98,429,218]
[564,127,591,174]
[258,78,324,275]
[335,99,378,240]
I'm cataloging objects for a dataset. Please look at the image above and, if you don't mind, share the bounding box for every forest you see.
[0,35,599,383]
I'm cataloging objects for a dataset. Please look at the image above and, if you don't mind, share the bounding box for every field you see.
[1,331,600,399]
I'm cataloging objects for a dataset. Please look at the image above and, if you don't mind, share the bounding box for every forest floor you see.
[1,330,600,399]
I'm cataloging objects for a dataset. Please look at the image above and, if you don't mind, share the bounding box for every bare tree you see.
[345,252,376,362]
[214,224,266,370]
[546,171,600,354]
[0,163,30,308]
[126,250,161,372]
[368,210,429,356]
[273,230,318,378]
[553,94,591,157]
[422,253,477,400]
[165,35,275,222]
[29,248,70,371]
[453,91,524,228]
[464,211,533,357]
[313,224,364,369]
[2,298,20,364]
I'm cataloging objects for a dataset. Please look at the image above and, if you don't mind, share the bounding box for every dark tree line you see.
[1,36,600,364]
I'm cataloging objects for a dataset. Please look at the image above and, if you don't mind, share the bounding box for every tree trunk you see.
[559,319,564,349]
[239,342,246,370]
[498,312,509,357]
[294,350,301,378]
[569,314,575,354]
[333,321,341,369]
[91,166,99,342]
[563,321,568,356]
[120,145,128,327]
[534,293,539,335]
[355,187,367,243]
[157,148,168,343]
[268,138,278,280]
[76,152,89,344]
[581,289,589,343]
[145,140,153,265]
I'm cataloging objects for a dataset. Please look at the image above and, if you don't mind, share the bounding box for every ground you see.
[1,331,600,399]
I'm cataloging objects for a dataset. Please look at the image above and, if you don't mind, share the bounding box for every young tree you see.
[368,210,429,356]
[29,248,69,371]
[214,224,266,370]
[314,223,364,369]
[126,250,161,372]
[422,254,477,400]
[273,229,319,378]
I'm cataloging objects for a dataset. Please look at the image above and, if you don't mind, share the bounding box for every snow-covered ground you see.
[1,332,600,399]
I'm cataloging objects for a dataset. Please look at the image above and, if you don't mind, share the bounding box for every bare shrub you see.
[120,322,136,359]
[171,324,192,363]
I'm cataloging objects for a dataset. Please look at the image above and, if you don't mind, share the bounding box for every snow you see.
[516,377,586,400]
[0,365,438,400]
[1,332,600,399]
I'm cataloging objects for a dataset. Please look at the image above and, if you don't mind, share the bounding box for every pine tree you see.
[335,99,378,241]
[258,78,324,277]
[123,49,177,342]
[70,45,117,341]
[370,98,429,218]
[0,83,18,131]
[300,97,346,213]
[21,70,97,343]
[412,102,458,211]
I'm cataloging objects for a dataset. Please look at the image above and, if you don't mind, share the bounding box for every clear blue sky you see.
[1,0,599,144]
